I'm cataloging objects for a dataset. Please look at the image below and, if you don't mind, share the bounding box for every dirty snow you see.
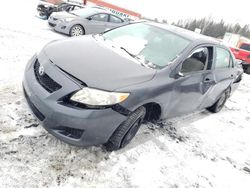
[0,1,250,187]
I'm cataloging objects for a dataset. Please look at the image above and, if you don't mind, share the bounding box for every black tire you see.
[47,8,53,19]
[245,66,250,74]
[45,14,49,20]
[207,89,230,113]
[70,25,85,37]
[105,106,146,151]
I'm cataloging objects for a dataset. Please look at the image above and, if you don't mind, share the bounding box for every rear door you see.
[87,13,109,34]
[107,15,125,30]
[207,46,235,104]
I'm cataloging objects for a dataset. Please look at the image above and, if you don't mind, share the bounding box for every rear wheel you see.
[207,89,230,113]
[70,25,85,37]
[105,106,146,151]
[245,66,250,74]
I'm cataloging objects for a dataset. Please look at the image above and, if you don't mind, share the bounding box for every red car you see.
[230,42,250,74]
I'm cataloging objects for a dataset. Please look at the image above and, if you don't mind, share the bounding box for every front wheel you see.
[105,106,146,151]
[70,25,85,37]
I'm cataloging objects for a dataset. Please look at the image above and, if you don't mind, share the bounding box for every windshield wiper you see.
[92,34,105,42]
[137,57,157,69]
[120,47,137,58]
[120,47,157,69]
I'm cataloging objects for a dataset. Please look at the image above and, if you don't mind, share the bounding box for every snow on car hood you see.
[43,36,156,91]
[50,11,76,19]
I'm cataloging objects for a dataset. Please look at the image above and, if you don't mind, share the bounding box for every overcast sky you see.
[106,0,249,26]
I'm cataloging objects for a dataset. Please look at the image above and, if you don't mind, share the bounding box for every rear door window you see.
[91,14,109,22]
[109,15,123,23]
[215,47,231,69]
[73,6,82,10]
[66,5,74,12]
[57,5,67,11]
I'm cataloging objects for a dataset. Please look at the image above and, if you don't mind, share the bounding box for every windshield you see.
[71,8,96,18]
[102,23,191,68]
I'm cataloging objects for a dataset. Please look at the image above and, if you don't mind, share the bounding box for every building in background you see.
[39,0,141,20]
[223,33,250,48]
[86,0,141,19]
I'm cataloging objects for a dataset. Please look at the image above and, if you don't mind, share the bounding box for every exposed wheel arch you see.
[226,84,232,98]
[207,87,231,113]
[77,24,85,33]
[143,102,162,122]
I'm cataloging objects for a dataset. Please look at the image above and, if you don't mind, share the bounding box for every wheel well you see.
[78,24,85,33]
[227,86,232,96]
[70,24,85,34]
[143,103,161,122]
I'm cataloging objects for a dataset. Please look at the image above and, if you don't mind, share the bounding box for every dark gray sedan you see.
[23,22,243,151]
[48,7,127,36]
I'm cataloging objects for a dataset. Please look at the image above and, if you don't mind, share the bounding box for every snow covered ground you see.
[0,1,250,187]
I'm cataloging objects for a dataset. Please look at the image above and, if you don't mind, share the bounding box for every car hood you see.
[51,11,77,19]
[43,36,156,91]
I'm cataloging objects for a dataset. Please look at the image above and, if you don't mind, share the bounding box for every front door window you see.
[181,47,209,73]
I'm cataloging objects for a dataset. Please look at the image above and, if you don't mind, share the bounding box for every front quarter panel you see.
[117,68,175,120]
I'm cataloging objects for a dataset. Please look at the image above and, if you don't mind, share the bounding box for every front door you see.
[166,46,216,118]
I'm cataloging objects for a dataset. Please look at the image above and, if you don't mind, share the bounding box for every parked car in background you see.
[23,22,243,151]
[230,43,250,74]
[223,32,250,74]
[37,2,84,19]
[48,7,127,36]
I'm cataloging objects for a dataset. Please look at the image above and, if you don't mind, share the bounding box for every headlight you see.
[61,18,74,22]
[70,87,130,106]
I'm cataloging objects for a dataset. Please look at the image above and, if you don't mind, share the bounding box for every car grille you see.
[34,59,62,93]
[49,22,56,27]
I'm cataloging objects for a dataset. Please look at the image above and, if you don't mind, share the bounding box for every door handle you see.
[203,77,214,84]
[204,78,211,82]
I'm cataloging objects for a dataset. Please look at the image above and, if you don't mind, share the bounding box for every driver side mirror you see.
[87,17,92,21]
[175,71,184,79]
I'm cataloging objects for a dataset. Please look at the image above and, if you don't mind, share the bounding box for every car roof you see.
[76,7,124,20]
[89,5,107,11]
[81,7,111,14]
[147,22,221,45]
[59,2,84,7]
